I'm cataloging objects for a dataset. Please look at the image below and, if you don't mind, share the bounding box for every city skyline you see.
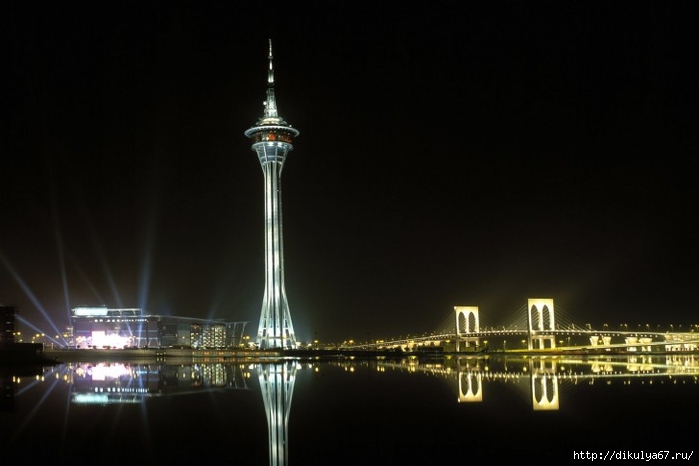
[2,2,697,343]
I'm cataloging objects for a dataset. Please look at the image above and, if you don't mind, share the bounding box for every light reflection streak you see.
[60,373,72,450]
[8,377,61,445]
[14,376,45,397]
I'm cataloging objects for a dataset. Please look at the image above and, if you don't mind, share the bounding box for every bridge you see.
[341,298,699,353]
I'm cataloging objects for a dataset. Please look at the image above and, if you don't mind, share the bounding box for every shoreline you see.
[31,346,699,364]
[3,344,697,367]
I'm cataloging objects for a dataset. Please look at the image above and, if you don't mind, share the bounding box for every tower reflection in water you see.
[257,361,299,466]
[2,360,300,465]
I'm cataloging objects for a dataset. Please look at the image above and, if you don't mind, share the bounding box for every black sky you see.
[2,1,698,342]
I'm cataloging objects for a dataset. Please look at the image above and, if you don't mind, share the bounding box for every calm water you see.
[1,354,697,464]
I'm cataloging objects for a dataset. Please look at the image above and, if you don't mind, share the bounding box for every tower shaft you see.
[256,143,295,349]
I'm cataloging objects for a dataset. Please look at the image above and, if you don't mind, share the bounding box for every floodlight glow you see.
[73,307,109,316]
[89,331,132,349]
[0,248,67,343]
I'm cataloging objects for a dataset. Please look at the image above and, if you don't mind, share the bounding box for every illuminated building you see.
[70,306,247,349]
[245,40,299,349]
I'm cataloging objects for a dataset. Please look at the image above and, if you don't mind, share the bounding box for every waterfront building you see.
[70,306,247,349]
[245,40,299,349]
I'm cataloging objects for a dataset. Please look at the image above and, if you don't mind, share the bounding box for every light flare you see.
[0,248,67,344]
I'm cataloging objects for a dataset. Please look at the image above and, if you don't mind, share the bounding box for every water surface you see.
[1,354,696,464]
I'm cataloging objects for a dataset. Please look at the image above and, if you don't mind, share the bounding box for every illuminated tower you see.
[245,40,299,349]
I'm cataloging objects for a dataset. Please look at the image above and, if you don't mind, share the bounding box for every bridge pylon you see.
[454,306,480,352]
[527,298,556,350]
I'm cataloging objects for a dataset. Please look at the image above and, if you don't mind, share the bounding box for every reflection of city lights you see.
[77,363,134,381]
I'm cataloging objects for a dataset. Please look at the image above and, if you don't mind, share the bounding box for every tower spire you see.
[263,39,279,121]
[267,39,274,86]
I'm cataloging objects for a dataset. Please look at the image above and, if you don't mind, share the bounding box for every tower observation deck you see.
[244,40,299,349]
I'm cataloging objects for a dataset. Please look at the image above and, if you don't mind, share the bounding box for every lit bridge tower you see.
[245,40,299,349]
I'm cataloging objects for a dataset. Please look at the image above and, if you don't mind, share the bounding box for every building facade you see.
[70,306,247,349]
[0,306,15,347]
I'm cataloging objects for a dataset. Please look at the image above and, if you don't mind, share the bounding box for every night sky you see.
[2,1,697,343]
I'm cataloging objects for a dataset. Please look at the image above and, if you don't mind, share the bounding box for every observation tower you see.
[244,40,299,349]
